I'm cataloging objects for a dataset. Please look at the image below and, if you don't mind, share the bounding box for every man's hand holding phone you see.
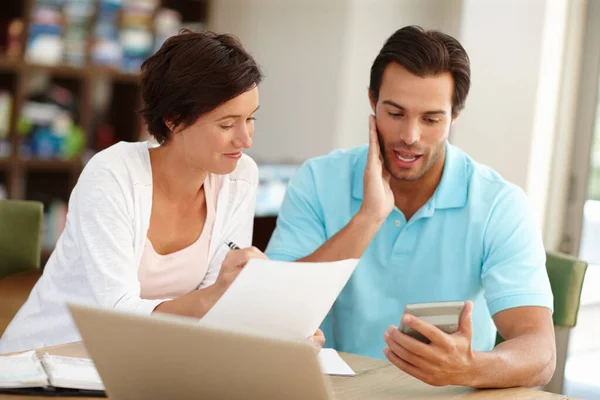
[383,300,478,387]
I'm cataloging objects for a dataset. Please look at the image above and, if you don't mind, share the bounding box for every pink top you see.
[138,174,223,300]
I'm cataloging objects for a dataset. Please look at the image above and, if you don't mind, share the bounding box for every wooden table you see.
[0,342,573,400]
[333,352,572,399]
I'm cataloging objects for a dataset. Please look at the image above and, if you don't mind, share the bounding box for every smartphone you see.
[398,301,465,344]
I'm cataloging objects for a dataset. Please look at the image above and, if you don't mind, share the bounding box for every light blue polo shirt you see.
[265,143,553,359]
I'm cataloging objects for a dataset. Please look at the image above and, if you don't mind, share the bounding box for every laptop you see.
[68,303,333,400]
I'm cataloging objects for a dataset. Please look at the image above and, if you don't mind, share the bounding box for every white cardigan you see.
[0,142,258,354]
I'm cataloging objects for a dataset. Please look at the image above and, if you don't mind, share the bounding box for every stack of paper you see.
[198,258,359,377]
[200,258,359,340]
[317,349,356,376]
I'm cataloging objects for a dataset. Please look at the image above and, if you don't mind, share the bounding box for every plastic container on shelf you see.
[119,0,158,72]
[154,8,182,52]
[63,0,95,66]
[120,28,153,72]
[91,0,123,67]
[26,2,65,65]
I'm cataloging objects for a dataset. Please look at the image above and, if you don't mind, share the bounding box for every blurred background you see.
[0,0,598,397]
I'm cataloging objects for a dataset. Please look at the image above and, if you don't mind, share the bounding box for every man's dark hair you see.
[369,25,470,117]
[140,30,263,144]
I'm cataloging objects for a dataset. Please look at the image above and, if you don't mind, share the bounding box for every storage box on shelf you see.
[0,0,210,266]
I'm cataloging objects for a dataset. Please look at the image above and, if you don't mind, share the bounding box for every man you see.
[266,26,555,388]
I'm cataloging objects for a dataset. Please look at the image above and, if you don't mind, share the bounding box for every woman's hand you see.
[214,247,268,294]
[309,329,326,349]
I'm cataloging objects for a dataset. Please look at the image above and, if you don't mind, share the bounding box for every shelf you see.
[0,57,140,83]
[0,57,20,73]
[19,158,83,171]
[0,156,83,171]
[99,67,140,84]
[25,61,87,78]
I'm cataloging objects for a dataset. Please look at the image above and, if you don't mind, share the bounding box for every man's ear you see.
[368,89,377,114]
[451,113,460,125]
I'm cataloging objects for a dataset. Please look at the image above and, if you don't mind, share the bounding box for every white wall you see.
[334,0,463,151]
[452,0,577,240]
[210,0,463,162]
[451,0,547,190]
[210,0,579,244]
[210,0,349,163]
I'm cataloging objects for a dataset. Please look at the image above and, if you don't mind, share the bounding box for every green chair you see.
[496,251,588,394]
[0,200,44,280]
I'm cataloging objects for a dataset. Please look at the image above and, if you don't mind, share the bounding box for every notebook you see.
[0,345,352,397]
[0,350,105,397]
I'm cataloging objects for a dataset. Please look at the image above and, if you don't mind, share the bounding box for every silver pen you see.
[224,241,240,250]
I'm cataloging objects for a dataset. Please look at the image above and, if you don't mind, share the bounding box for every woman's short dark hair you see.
[139,30,263,144]
[369,26,470,117]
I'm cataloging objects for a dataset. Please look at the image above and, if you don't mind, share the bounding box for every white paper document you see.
[200,258,359,340]
[318,349,356,376]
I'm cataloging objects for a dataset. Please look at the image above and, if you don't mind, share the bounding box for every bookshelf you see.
[0,0,211,264]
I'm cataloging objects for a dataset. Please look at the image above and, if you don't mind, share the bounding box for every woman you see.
[0,30,324,353]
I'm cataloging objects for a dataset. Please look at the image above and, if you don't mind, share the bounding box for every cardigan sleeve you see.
[71,157,169,314]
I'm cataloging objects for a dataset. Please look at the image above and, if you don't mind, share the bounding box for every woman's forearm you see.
[153,284,223,318]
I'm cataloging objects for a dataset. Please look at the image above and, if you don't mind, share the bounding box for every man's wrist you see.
[464,350,493,388]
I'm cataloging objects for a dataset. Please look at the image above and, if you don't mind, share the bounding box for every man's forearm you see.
[299,211,385,262]
[468,333,556,388]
